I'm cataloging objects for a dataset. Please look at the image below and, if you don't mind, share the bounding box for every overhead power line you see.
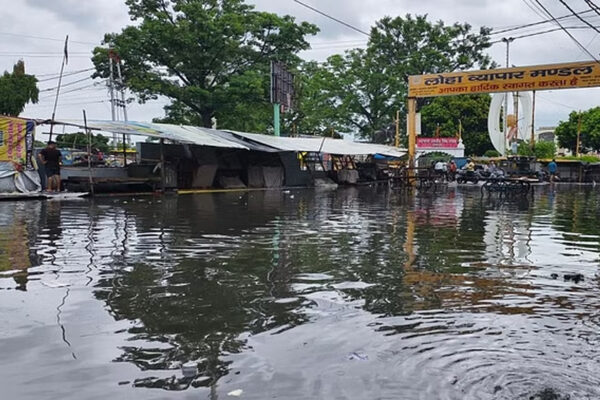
[40,76,94,92]
[0,31,97,46]
[37,68,95,82]
[292,0,370,36]
[584,0,600,18]
[532,0,600,62]
[558,0,600,35]
[490,25,600,44]
[490,9,597,35]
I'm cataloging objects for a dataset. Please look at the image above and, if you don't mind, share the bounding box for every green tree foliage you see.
[93,0,318,131]
[484,149,500,157]
[0,60,39,116]
[516,141,533,156]
[420,94,493,156]
[555,107,600,153]
[516,140,556,159]
[534,141,556,159]
[56,132,111,153]
[302,15,492,141]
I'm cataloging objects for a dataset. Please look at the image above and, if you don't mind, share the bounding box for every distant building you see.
[536,126,556,143]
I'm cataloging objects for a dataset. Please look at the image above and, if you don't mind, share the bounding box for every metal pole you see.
[274,104,281,136]
[160,138,166,192]
[83,110,94,196]
[576,112,582,157]
[395,110,400,148]
[531,90,536,149]
[407,97,417,186]
[109,56,117,148]
[502,37,514,155]
[115,59,130,152]
[49,35,68,142]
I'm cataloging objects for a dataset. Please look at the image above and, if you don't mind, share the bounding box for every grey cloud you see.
[24,0,127,29]
[6,0,600,127]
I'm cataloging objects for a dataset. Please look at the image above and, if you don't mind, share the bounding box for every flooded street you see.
[1,187,600,400]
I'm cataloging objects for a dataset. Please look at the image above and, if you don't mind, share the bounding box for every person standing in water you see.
[548,159,558,183]
[38,141,62,192]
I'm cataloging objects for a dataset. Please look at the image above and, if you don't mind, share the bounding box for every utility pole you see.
[501,37,514,155]
[108,54,117,148]
[115,58,129,166]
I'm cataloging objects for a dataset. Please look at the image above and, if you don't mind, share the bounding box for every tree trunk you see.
[201,111,213,128]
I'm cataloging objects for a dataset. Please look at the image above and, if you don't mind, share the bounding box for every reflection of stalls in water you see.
[0,116,42,194]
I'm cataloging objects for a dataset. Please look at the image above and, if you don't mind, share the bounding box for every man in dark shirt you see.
[38,141,62,192]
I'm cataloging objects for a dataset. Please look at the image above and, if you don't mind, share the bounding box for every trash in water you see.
[564,273,584,283]
[227,389,243,397]
[181,362,198,378]
[550,273,559,280]
[347,352,368,361]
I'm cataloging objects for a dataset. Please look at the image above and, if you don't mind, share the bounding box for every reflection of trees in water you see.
[552,189,600,237]
[93,188,585,391]
[94,194,310,390]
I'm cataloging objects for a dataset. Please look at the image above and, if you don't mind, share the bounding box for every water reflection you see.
[1,187,600,399]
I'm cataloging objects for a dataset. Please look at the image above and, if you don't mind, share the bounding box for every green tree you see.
[534,141,556,159]
[0,60,39,116]
[420,94,493,156]
[56,132,111,153]
[555,107,600,153]
[306,15,492,141]
[93,0,318,132]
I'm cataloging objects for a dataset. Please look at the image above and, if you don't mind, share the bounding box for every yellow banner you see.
[408,61,600,98]
[0,116,32,162]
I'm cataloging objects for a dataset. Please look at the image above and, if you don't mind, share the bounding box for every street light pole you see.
[502,37,514,155]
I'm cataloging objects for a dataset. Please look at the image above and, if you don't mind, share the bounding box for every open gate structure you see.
[406,60,600,185]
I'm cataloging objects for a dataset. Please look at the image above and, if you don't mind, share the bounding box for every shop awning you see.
[43,120,407,157]
[228,131,407,157]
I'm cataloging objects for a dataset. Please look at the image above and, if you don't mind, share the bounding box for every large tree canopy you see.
[555,107,600,153]
[297,15,492,141]
[0,60,39,117]
[420,94,493,156]
[93,0,318,130]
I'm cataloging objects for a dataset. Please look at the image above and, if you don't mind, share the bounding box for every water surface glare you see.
[1,187,600,399]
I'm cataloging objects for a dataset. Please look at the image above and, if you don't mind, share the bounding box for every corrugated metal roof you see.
[228,131,407,157]
[49,120,406,157]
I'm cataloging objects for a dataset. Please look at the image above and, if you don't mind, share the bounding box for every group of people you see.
[433,158,503,182]
[433,159,458,181]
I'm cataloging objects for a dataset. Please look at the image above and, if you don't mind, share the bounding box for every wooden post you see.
[407,97,417,185]
[160,138,166,193]
[82,110,94,196]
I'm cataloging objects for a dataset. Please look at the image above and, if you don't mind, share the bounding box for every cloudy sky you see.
[1,0,600,137]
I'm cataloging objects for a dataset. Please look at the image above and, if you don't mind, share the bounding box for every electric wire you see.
[558,0,600,35]
[292,0,370,36]
[532,0,600,62]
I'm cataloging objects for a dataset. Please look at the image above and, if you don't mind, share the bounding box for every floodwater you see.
[1,186,599,400]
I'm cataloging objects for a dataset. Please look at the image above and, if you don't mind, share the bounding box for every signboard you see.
[271,61,295,110]
[417,137,459,148]
[0,117,34,163]
[408,61,600,98]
